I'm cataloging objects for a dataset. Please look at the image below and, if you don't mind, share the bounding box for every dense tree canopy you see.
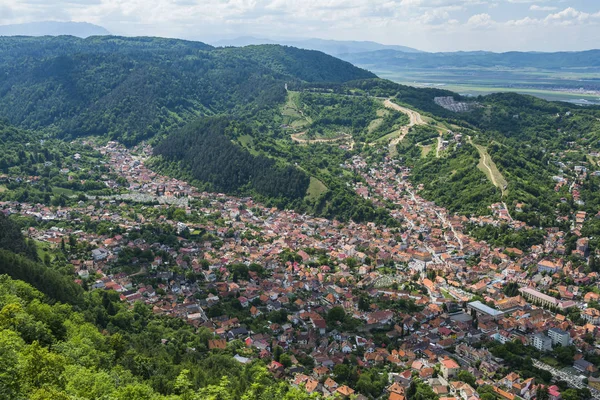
[0,36,373,145]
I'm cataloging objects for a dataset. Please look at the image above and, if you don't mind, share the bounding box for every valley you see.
[1,35,600,400]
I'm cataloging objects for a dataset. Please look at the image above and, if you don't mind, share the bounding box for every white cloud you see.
[466,13,495,28]
[508,7,600,28]
[0,0,599,52]
[530,5,557,11]
[507,0,551,3]
[417,8,451,24]
[507,16,540,26]
[545,7,600,25]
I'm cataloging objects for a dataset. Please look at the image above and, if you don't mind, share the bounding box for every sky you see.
[1,0,599,52]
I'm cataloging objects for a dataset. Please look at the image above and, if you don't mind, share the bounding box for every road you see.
[383,99,425,126]
[291,131,353,145]
[383,99,426,155]
[435,210,464,250]
[468,137,508,197]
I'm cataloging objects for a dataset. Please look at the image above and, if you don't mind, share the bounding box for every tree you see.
[327,306,346,324]
[174,369,195,400]
[503,282,519,297]
[457,370,477,387]
[273,346,283,363]
[280,354,292,369]
[561,389,580,400]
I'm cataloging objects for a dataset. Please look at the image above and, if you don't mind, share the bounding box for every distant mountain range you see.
[211,36,600,72]
[338,49,600,70]
[0,21,110,38]
[211,36,422,55]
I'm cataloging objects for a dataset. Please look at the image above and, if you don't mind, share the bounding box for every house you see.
[233,354,251,364]
[467,301,504,320]
[501,372,520,389]
[440,358,460,379]
[91,248,109,261]
[574,359,598,375]
[324,377,338,392]
[537,259,560,274]
[304,378,319,394]
[583,308,600,324]
[312,318,327,335]
[336,385,355,398]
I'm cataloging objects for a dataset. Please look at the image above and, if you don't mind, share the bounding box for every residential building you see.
[532,333,552,352]
[548,328,570,347]
[440,358,460,380]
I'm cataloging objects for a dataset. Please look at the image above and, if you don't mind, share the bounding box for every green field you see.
[472,143,508,195]
[371,67,600,105]
[237,134,260,156]
[421,144,433,158]
[34,239,56,263]
[281,91,311,129]
[52,186,76,196]
[441,84,600,104]
[0,184,6,193]
[305,176,328,200]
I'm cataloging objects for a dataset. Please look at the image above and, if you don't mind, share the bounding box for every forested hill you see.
[0,273,318,399]
[0,36,374,145]
[153,117,310,202]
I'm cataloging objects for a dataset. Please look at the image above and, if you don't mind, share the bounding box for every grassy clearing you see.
[421,145,432,158]
[52,186,76,196]
[237,135,260,156]
[281,91,311,129]
[34,239,56,263]
[375,128,404,143]
[376,108,389,118]
[473,143,508,195]
[367,118,384,134]
[541,356,560,368]
[305,177,328,200]
[0,185,6,193]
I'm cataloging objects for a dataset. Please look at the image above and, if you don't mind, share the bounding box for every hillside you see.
[393,88,600,225]
[0,270,316,399]
[0,36,374,145]
[2,35,600,226]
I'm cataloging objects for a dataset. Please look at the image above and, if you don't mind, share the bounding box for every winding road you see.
[290,131,352,144]
[383,99,426,155]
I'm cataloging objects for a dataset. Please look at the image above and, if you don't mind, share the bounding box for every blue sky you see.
[1,0,599,52]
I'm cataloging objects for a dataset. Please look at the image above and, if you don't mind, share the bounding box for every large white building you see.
[532,333,552,352]
[548,328,570,347]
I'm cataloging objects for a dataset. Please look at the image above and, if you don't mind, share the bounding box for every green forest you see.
[153,117,310,201]
[0,36,373,146]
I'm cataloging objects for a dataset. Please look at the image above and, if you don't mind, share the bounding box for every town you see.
[2,140,600,400]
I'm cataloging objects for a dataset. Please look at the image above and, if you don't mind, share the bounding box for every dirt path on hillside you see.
[291,131,353,145]
[468,137,508,197]
[384,99,426,156]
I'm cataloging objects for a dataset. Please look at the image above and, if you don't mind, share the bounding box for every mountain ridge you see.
[0,21,110,38]
[211,36,422,55]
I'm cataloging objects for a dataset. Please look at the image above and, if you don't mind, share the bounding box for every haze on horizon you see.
[0,0,599,53]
